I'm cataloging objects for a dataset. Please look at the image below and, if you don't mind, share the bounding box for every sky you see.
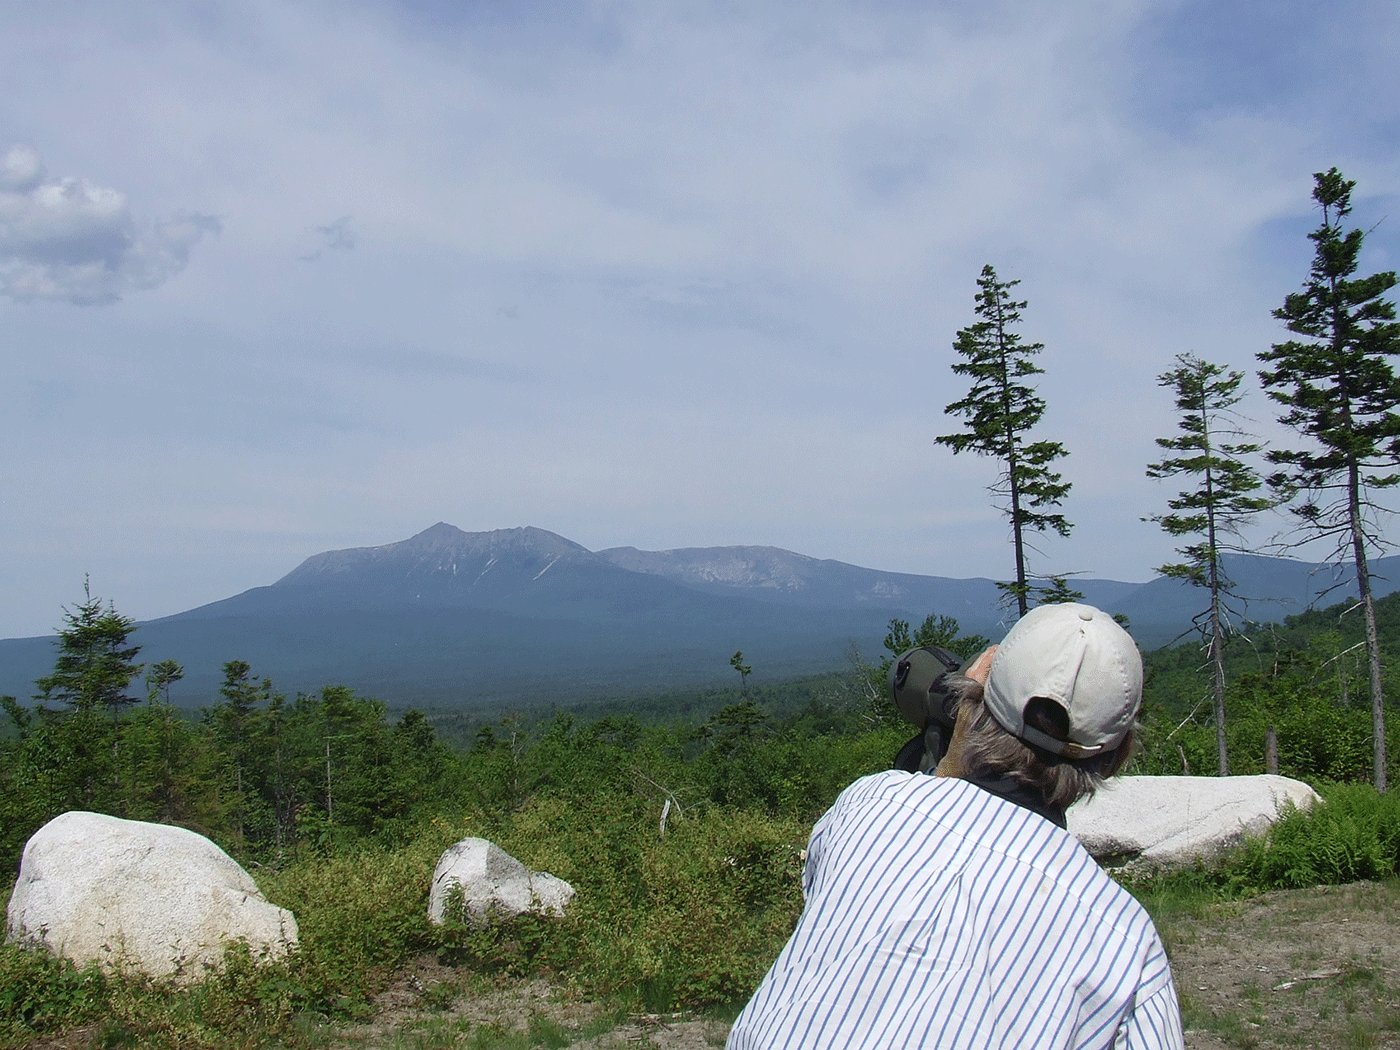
[3,0,1400,639]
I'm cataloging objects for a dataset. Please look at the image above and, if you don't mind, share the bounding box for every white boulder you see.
[5,811,298,980]
[1068,774,1321,873]
[429,838,575,924]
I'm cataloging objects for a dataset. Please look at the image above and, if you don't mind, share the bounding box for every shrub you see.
[0,943,108,1039]
[254,823,453,1013]
[1232,783,1400,889]
[459,793,808,1010]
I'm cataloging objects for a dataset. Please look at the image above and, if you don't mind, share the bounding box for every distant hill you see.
[2,523,1395,709]
[597,544,1399,644]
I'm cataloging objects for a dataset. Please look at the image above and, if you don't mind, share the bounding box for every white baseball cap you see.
[984,603,1142,759]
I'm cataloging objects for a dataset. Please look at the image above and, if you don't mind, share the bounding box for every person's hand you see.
[965,645,997,685]
[934,645,999,779]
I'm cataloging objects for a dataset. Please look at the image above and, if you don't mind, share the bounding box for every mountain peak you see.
[278,524,592,584]
[401,523,589,557]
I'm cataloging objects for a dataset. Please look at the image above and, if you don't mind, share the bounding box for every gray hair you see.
[947,675,1134,811]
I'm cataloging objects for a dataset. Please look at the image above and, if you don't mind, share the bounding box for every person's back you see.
[726,604,1184,1050]
[726,772,1178,1049]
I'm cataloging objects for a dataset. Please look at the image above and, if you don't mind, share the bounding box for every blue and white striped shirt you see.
[728,772,1183,1050]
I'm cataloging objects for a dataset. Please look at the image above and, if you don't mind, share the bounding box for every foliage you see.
[257,835,447,1010]
[1146,353,1272,774]
[484,798,807,1009]
[1258,166,1400,791]
[1135,588,1400,781]
[1,648,463,875]
[33,579,143,716]
[0,944,108,1040]
[1231,783,1400,889]
[936,263,1073,616]
[882,613,991,661]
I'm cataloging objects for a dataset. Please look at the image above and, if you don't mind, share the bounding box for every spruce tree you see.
[729,651,752,697]
[34,578,143,716]
[1147,353,1272,775]
[28,581,143,810]
[139,659,186,821]
[209,659,270,845]
[1258,167,1400,792]
[937,264,1072,617]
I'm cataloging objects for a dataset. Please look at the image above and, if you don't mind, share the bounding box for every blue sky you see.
[2,0,1399,639]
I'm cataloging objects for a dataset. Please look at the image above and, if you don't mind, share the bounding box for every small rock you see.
[428,838,574,924]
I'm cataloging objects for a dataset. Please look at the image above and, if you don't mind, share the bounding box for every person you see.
[726,602,1184,1050]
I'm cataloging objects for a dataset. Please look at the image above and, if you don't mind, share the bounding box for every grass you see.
[8,779,1400,1048]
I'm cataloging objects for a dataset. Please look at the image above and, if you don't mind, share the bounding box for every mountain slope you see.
[597,543,1140,622]
[178,523,690,620]
[4,525,1396,709]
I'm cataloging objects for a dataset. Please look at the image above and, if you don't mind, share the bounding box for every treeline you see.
[0,665,456,874]
[0,588,910,878]
[8,583,1399,881]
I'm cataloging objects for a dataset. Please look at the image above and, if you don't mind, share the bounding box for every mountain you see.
[596,544,1400,642]
[177,523,723,622]
[597,544,1141,619]
[2,523,1395,710]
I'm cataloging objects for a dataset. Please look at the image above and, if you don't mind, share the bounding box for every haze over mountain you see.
[2,523,1394,710]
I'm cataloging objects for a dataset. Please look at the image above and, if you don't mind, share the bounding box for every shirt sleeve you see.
[801,805,831,900]
[1116,977,1185,1050]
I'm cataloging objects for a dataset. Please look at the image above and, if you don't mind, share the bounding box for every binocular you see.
[888,644,966,773]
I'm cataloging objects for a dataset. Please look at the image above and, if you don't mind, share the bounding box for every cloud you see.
[0,145,220,305]
[300,215,357,261]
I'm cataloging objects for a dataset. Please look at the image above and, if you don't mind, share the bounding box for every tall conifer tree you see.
[30,581,143,810]
[1258,167,1400,792]
[34,578,143,716]
[1147,354,1271,776]
[937,264,1072,617]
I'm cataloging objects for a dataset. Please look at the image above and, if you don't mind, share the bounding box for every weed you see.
[420,980,457,1011]
[93,1016,141,1048]
[463,1020,525,1049]
[392,1014,476,1050]
[0,943,109,1036]
[1338,963,1378,987]
[525,1012,573,1048]
[1344,1018,1380,1049]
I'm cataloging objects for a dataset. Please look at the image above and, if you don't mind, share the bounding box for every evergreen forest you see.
[1,586,1398,1042]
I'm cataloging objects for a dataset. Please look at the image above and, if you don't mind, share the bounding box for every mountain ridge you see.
[3,523,1396,709]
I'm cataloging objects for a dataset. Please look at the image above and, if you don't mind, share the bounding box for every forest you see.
[3,582,1400,1049]
[4,582,1399,882]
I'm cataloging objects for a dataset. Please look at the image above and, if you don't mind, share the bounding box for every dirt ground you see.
[1163,880,1400,1050]
[331,965,732,1050]
[331,880,1400,1050]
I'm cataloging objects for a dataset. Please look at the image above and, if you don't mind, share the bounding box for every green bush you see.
[0,943,108,1039]
[1232,783,1400,889]
[254,822,454,1013]
[473,792,808,1009]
